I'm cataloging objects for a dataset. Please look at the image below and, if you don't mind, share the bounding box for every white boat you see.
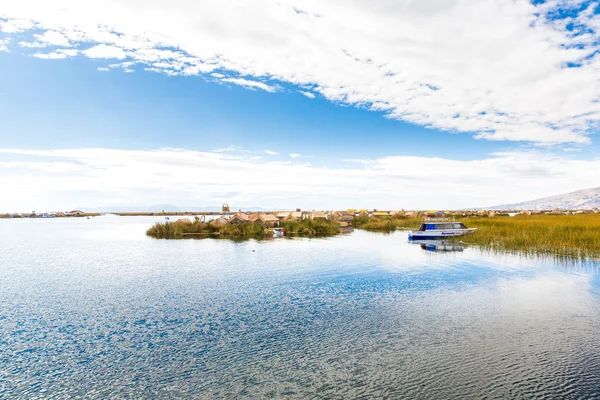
[273,228,286,238]
[409,219,476,240]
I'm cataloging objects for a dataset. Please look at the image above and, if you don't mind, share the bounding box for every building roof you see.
[231,213,250,221]
[310,211,327,218]
[211,217,229,226]
[258,213,279,222]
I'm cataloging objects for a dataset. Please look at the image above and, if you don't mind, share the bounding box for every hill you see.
[490,187,600,210]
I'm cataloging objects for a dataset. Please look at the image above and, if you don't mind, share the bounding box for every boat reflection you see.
[410,239,466,252]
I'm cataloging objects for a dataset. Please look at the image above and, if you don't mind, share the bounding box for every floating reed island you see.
[146,212,342,239]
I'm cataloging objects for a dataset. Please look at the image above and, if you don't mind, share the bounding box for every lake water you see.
[2,216,600,399]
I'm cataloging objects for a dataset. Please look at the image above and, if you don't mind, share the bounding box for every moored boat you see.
[409,219,476,240]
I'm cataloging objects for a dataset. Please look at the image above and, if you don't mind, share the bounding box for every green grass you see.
[455,214,600,259]
[279,218,341,236]
[146,218,341,239]
[352,215,420,232]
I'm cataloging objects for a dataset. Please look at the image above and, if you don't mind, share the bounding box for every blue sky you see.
[0,51,505,162]
[1,0,600,211]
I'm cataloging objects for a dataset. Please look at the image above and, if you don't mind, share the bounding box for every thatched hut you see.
[229,213,250,224]
[309,211,327,220]
[211,217,228,227]
[332,211,354,222]
[284,212,303,221]
[255,213,280,227]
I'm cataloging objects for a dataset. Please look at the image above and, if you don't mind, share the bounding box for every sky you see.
[0,0,600,211]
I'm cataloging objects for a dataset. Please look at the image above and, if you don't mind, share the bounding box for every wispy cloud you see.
[1,147,600,211]
[299,91,315,99]
[222,78,278,92]
[264,149,279,155]
[289,153,313,159]
[213,145,245,153]
[1,1,598,144]
[32,48,77,59]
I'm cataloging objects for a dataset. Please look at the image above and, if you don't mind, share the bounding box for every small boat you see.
[165,216,170,221]
[273,228,286,238]
[409,219,476,240]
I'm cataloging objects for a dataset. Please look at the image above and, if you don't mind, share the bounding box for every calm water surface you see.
[1,216,600,399]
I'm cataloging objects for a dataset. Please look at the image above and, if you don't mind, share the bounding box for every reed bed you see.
[457,214,600,259]
[352,215,420,232]
[147,218,341,239]
[279,219,341,236]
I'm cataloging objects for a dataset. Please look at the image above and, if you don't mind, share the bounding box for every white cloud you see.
[0,1,599,144]
[299,91,315,99]
[0,37,9,52]
[289,153,301,158]
[1,147,600,211]
[213,145,245,153]
[0,18,33,33]
[97,67,109,71]
[264,149,279,155]
[33,51,67,59]
[32,48,77,59]
[83,44,127,60]
[19,40,46,48]
[222,77,278,92]
[34,30,70,47]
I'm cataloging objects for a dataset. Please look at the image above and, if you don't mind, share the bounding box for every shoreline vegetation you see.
[146,218,342,239]
[455,214,600,259]
[5,208,599,259]
[352,213,600,259]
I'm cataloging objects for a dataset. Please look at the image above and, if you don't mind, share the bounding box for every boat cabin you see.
[418,222,468,231]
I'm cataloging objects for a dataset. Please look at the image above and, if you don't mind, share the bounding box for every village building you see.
[284,211,303,221]
[229,213,250,224]
[309,211,328,220]
[275,211,291,220]
[67,210,85,216]
[211,217,229,227]
[254,213,280,227]
[332,211,354,222]
[372,211,390,217]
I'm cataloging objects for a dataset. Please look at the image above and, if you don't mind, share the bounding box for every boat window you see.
[419,224,426,231]
[426,224,436,230]
[459,223,467,229]
[453,223,462,229]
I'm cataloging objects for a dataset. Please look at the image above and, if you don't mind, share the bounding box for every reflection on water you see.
[1,217,600,398]
[411,239,466,252]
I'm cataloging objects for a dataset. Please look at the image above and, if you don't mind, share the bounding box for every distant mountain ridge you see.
[489,187,600,210]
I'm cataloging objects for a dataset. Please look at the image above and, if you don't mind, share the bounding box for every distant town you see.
[3,206,600,222]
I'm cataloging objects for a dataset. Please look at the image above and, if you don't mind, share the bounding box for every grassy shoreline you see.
[146,218,341,239]
[453,215,600,259]
[352,214,420,232]
[353,214,600,259]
